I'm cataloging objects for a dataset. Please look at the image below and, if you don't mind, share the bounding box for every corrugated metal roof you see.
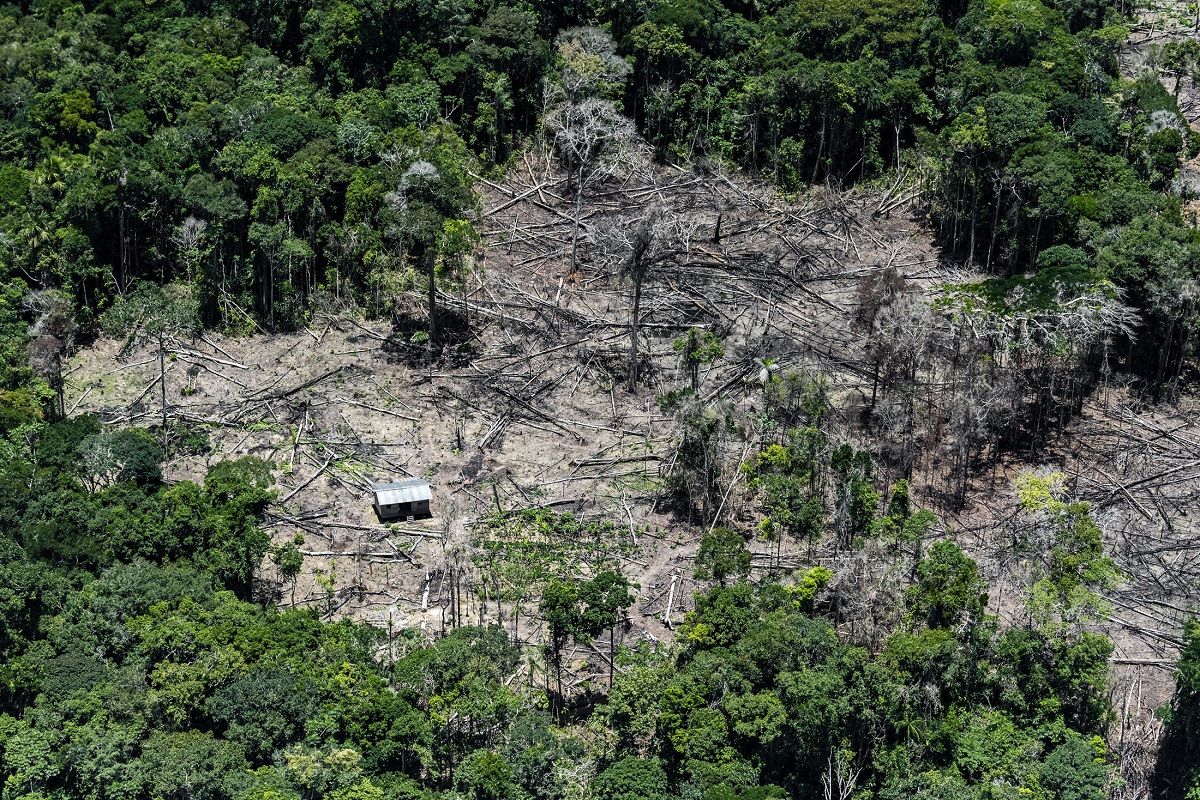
[372,479,431,505]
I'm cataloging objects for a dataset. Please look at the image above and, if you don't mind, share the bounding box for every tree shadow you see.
[383,305,476,367]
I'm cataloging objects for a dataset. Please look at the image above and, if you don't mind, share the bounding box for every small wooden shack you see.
[372,478,432,520]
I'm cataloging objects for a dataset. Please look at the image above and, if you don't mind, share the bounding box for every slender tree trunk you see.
[967,171,978,267]
[609,625,615,689]
[554,642,564,720]
[158,331,167,438]
[986,180,1001,271]
[495,576,503,626]
[812,107,827,185]
[951,176,963,249]
[461,265,469,334]
[117,171,128,292]
[570,190,582,275]
[456,566,463,626]
[1029,215,1044,268]
[427,246,439,351]
[1170,326,1190,397]
[267,257,275,329]
[627,274,643,390]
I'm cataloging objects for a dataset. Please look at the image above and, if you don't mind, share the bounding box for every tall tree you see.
[593,205,698,389]
[543,27,637,274]
[99,282,199,442]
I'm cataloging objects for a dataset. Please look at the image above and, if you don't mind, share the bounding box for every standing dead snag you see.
[543,29,636,276]
[25,289,75,419]
[386,161,444,351]
[865,293,936,476]
[822,748,863,800]
[27,334,63,416]
[661,393,735,521]
[100,281,200,442]
[932,274,1138,484]
[551,27,631,104]
[543,98,638,275]
[592,206,699,390]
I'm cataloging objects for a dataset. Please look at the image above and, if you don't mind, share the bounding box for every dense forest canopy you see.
[0,0,1196,375]
[0,427,1144,799]
[2,0,1200,798]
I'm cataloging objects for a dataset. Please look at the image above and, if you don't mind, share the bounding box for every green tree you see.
[744,428,828,562]
[1154,619,1200,800]
[272,541,304,605]
[137,731,252,800]
[661,395,734,521]
[453,750,517,800]
[200,457,276,599]
[593,756,671,800]
[1017,472,1120,633]
[380,136,478,354]
[694,527,753,587]
[1039,734,1107,800]
[830,444,879,552]
[77,427,164,491]
[674,327,725,392]
[905,540,988,629]
[539,577,582,708]
[205,666,315,763]
[580,570,635,688]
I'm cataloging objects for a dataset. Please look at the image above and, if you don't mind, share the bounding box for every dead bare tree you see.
[100,282,200,441]
[663,394,735,521]
[171,216,209,285]
[544,99,639,274]
[821,748,863,800]
[867,293,937,476]
[936,279,1139,452]
[550,27,631,104]
[25,289,75,418]
[542,27,638,275]
[592,206,701,389]
[853,264,907,332]
[863,273,1139,494]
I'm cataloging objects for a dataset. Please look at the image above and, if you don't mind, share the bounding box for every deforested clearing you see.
[8,0,1200,798]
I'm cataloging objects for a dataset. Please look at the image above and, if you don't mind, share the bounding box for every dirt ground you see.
[65,148,1200,795]
[65,158,945,648]
[933,386,1200,796]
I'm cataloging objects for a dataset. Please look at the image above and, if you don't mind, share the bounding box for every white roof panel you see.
[373,479,431,505]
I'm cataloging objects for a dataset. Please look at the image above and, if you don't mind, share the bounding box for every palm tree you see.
[32,155,68,195]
